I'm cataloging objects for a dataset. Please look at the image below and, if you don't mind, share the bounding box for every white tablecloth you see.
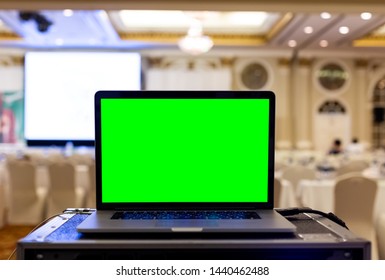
[278,179,298,209]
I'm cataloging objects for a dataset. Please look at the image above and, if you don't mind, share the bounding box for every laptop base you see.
[76,209,296,234]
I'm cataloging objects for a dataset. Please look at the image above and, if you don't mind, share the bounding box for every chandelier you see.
[178,19,213,55]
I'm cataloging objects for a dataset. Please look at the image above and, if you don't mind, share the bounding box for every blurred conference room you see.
[1,0,385,260]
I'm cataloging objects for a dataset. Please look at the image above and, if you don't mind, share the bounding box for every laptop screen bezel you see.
[94,90,276,210]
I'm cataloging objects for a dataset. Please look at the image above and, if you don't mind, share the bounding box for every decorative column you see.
[276,58,293,149]
[293,58,313,150]
[355,59,371,149]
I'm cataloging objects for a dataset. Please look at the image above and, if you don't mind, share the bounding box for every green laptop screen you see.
[101,98,270,203]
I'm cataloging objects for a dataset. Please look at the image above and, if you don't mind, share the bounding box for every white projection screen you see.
[24,51,141,146]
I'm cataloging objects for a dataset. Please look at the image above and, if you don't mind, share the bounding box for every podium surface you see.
[17,209,371,260]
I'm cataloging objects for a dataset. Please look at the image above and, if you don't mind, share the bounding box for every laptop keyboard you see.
[111,211,261,220]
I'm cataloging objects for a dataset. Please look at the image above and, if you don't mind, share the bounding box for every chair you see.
[274,161,287,172]
[46,152,67,163]
[274,178,282,208]
[334,174,378,259]
[274,161,287,178]
[335,160,369,177]
[0,180,5,228]
[376,213,385,260]
[281,165,316,205]
[5,159,47,225]
[68,153,94,166]
[85,161,96,208]
[25,150,50,166]
[46,161,86,217]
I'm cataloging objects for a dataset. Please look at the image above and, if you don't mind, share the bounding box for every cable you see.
[276,207,349,230]
[7,213,69,260]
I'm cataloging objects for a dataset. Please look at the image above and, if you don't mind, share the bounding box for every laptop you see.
[76,90,296,234]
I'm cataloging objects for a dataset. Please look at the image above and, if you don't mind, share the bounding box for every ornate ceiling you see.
[0,7,385,54]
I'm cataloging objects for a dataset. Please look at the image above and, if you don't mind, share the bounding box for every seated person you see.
[329,139,343,155]
[346,137,364,155]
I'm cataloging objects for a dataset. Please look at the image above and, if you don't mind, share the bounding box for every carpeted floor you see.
[0,225,36,260]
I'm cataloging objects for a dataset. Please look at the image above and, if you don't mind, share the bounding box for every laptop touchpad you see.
[157,220,218,230]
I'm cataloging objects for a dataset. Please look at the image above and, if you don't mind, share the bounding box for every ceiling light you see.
[320,40,329,47]
[361,12,372,20]
[288,40,297,48]
[184,11,220,20]
[178,35,213,55]
[120,10,189,28]
[320,12,332,19]
[339,26,350,34]
[178,19,213,55]
[227,12,268,27]
[63,9,74,17]
[304,26,314,34]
